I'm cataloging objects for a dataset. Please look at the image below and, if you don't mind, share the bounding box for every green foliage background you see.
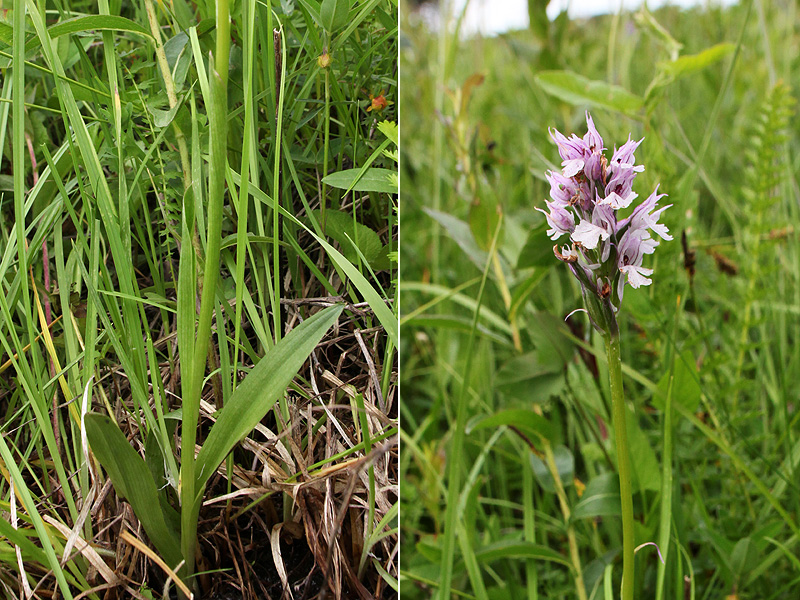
[0,0,398,597]
[400,1,800,598]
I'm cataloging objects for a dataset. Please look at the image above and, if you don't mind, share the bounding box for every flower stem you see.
[178,1,230,594]
[604,332,635,600]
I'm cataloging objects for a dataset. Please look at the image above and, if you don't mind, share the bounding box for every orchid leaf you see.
[85,414,182,567]
[195,304,343,490]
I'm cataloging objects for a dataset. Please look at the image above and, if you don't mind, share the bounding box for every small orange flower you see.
[367,90,392,113]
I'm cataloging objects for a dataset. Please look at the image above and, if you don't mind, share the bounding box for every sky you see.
[448,0,740,36]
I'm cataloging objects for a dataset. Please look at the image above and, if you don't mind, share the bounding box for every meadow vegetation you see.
[0,0,397,598]
[400,1,800,598]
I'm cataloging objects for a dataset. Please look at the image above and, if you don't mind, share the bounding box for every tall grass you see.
[0,1,397,598]
[400,1,800,598]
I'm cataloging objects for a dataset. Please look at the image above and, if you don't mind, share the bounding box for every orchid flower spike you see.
[539,112,671,334]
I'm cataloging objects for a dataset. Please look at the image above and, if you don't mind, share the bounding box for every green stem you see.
[143,0,191,191]
[322,55,331,217]
[215,0,231,91]
[179,0,230,592]
[604,333,635,600]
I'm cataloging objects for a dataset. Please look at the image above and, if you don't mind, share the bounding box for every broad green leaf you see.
[659,43,735,78]
[144,421,181,535]
[531,446,574,494]
[320,0,350,33]
[622,407,660,492]
[196,18,216,37]
[195,305,344,490]
[148,104,180,128]
[496,350,566,402]
[416,535,442,563]
[572,473,621,520]
[295,0,324,28]
[163,31,189,70]
[466,409,554,442]
[535,70,643,114]
[730,536,758,580]
[85,414,182,566]
[49,15,153,40]
[311,209,384,265]
[528,311,575,363]
[469,196,503,251]
[163,31,191,89]
[497,351,563,385]
[517,224,558,269]
[171,0,196,29]
[423,207,487,270]
[323,167,397,194]
[654,350,701,413]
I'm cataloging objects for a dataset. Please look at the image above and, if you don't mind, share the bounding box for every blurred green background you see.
[399,0,800,598]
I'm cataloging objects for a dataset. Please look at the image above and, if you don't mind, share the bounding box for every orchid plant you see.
[540,112,671,600]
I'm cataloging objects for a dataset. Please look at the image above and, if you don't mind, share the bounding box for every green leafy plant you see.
[85,304,343,582]
[0,0,396,597]
[400,2,800,599]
